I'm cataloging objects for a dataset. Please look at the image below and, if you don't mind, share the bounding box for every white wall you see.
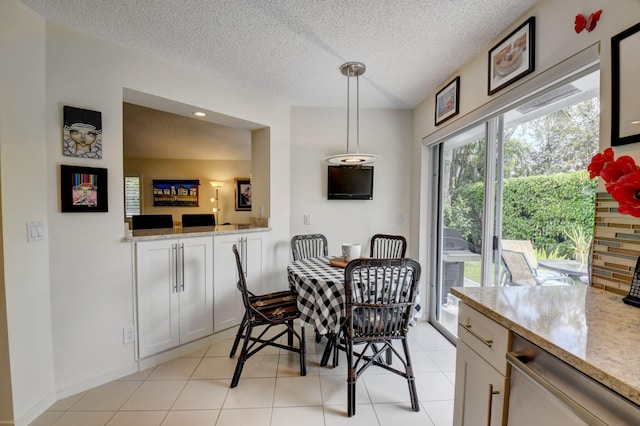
[0,1,56,423]
[41,23,292,398]
[290,107,413,256]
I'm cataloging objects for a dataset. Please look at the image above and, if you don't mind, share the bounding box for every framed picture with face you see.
[60,165,108,212]
[63,106,103,159]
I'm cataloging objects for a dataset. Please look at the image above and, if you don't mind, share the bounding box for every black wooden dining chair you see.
[342,258,421,417]
[229,244,306,388]
[291,234,328,261]
[291,233,329,343]
[370,234,407,258]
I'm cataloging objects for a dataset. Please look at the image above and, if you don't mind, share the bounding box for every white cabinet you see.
[213,232,265,332]
[453,302,510,426]
[136,236,213,358]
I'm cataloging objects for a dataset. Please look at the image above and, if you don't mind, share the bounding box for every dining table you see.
[287,255,422,366]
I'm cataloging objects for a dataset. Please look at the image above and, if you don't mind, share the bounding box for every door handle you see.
[172,244,178,292]
[179,243,185,291]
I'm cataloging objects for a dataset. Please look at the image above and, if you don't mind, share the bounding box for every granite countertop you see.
[451,285,640,406]
[125,224,270,241]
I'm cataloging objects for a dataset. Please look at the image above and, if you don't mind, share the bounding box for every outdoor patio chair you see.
[501,249,574,286]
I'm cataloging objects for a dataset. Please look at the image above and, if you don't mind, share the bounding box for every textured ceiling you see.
[21,0,540,109]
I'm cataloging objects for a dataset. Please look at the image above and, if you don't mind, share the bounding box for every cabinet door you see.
[244,232,265,294]
[136,239,179,358]
[213,234,243,332]
[454,341,508,426]
[178,236,214,343]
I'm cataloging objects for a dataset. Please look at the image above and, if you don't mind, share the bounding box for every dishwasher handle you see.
[506,352,608,426]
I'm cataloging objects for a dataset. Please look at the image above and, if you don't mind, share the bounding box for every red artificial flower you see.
[601,155,639,191]
[609,170,640,218]
[587,147,615,179]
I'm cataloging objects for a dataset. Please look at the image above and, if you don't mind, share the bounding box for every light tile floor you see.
[31,321,455,426]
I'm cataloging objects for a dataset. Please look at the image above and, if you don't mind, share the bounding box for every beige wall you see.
[290,107,413,256]
[411,0,640,311]
[124,158,252,225]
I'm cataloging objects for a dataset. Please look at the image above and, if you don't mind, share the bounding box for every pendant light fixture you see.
[323,62,381,165]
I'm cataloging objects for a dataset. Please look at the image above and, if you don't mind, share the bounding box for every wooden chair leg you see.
[347,338,356,417]
[230,323,253,388]
[299,325,307,376]
[320,332,335,366]
[229,316,247,358]
[287,320,294,346]
[402,339,420,411]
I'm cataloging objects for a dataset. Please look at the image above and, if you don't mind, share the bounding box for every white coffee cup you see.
[342,243,361,262]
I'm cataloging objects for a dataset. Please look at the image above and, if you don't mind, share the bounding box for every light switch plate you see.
[27,221,46,242]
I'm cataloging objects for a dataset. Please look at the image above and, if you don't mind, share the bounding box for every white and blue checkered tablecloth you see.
[287,256,422,335]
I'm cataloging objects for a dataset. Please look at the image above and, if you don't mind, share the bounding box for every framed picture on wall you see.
[488,17,535,96]
[60,165,108,212]
[152,180,200,207]
[63,106,103,159]
[611,22,640,146]
[435,76,460,126]
[235,178,251,211]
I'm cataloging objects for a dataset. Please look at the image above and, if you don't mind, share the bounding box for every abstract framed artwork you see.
[435,76,460,126]
[63,106,103,159]
[152,180,200,207]
[60,165,108,212]
[235,178,251,211]
[611,22,640,146]
[488,17,535,96]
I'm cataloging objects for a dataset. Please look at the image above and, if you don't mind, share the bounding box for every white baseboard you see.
[14,327,239,425]
[11,390,56,426]
[139,328,236,370]
[55,362,140,400]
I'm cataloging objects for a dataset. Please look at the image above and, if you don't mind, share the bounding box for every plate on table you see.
[329,257,349,268]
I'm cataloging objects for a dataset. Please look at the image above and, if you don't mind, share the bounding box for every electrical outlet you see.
[123,326,135,344]
[304,214,312,225]
[397,214,405,226]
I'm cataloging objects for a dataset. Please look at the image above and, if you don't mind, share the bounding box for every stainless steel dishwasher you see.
[506,333,640,425]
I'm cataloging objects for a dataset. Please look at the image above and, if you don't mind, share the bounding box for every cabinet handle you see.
[486,384,500,426]
[180,243,185,291]
[459,322,493,347]
[172,244,178,293]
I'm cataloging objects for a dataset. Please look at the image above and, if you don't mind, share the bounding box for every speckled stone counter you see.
[125,224,270,241]
[451,285,640,407]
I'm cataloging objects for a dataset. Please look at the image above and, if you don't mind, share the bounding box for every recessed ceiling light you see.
[631,120,640,125]
[193,111,206,117]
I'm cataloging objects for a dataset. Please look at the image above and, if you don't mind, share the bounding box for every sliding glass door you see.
[430,70,599,341]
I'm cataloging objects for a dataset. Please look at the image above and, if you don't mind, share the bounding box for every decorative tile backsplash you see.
[592,192,640,295]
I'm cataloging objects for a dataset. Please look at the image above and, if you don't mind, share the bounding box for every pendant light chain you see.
[346,67,351,154]
[356,70,360,155]
[322,61,380,165]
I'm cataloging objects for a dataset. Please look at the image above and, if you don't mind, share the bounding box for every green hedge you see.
[445,171,596,257]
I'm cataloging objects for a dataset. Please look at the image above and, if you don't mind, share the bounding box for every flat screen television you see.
[327,166,374,200]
